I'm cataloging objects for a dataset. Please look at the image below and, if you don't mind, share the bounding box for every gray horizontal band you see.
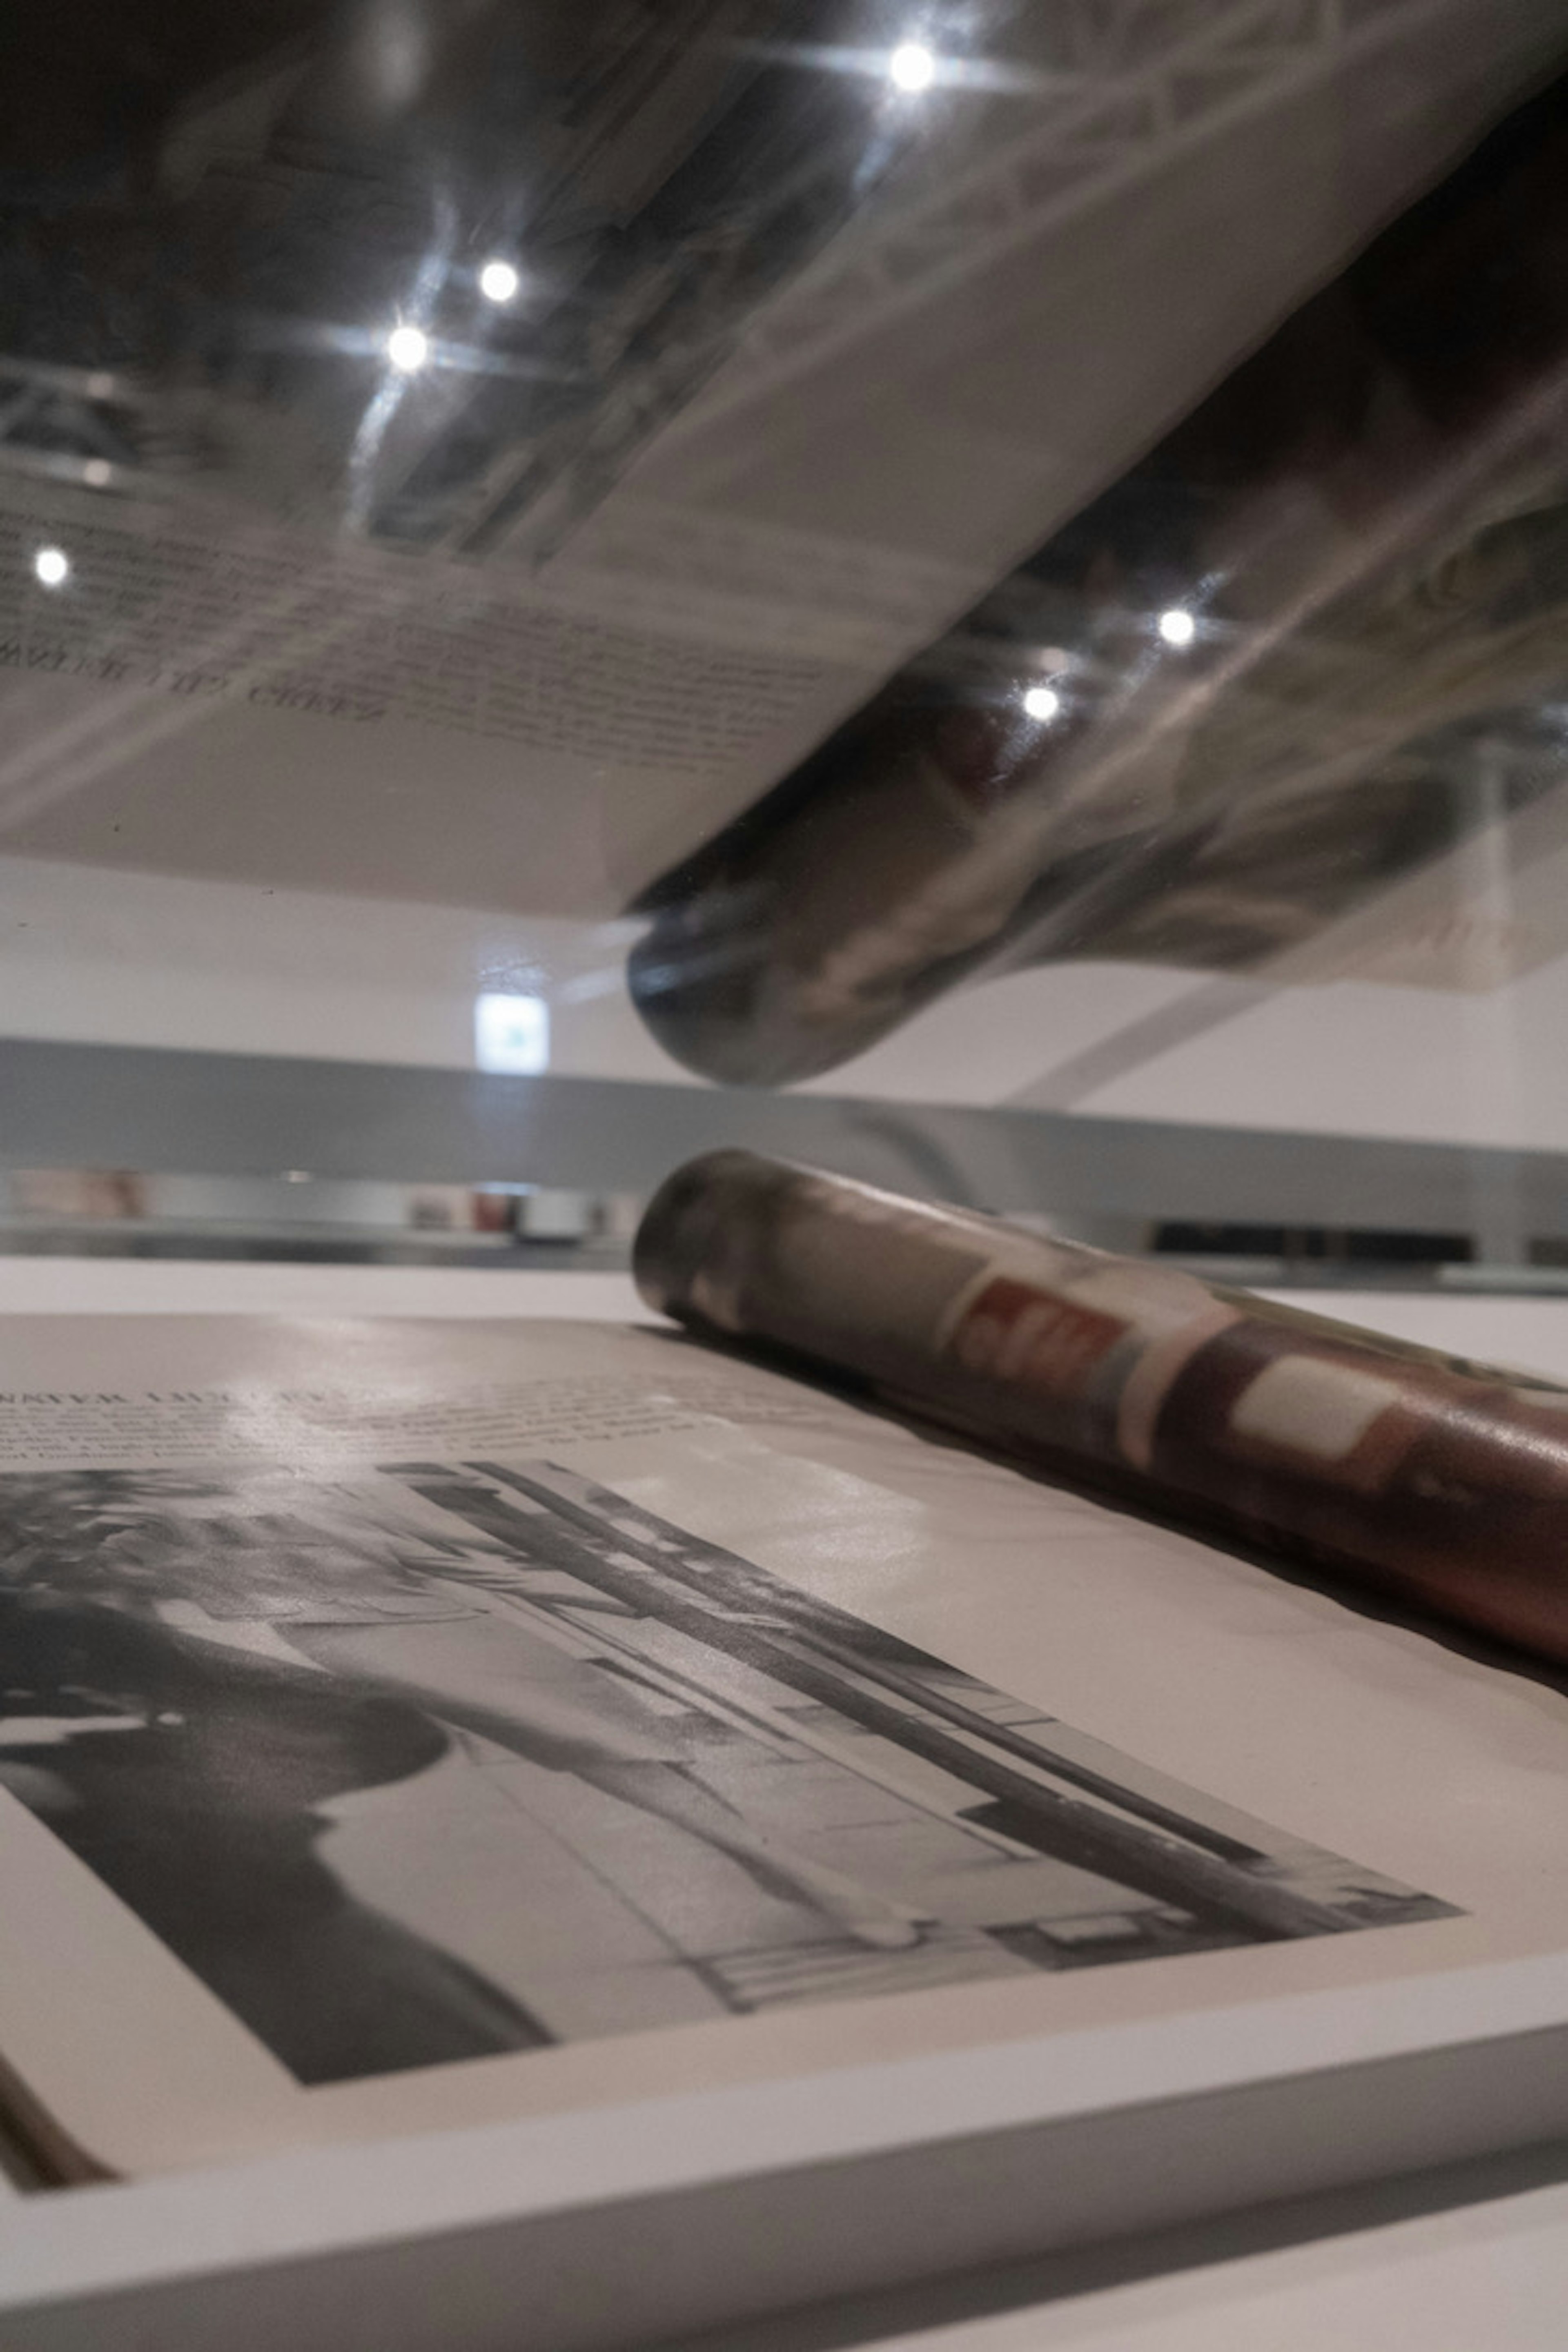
[0,1037,1557,1240]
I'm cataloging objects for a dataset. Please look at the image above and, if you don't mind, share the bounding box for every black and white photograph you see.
[0,1459,1457,2088]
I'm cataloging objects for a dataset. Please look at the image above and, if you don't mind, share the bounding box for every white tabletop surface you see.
[0,1254,648,1321]
[7,1256,1568,1379]
[840,2175,1568,2352]
[2,1252,1565,2345]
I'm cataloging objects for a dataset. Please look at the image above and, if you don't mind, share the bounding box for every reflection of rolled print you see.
[637,1152,1568,1668]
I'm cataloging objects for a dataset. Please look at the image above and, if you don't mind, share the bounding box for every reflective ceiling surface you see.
[3,1,1568,1183]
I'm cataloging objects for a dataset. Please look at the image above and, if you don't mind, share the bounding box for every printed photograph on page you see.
[0,1455,1456,2088]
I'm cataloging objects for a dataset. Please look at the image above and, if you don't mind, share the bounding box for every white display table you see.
[2,1257,1564,2350]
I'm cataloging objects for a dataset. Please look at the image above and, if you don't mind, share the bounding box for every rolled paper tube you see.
[635,1150,1568,1668]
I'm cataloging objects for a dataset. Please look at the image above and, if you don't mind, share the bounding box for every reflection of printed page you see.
[0,1315,1564,2180]
[0,484,886,915]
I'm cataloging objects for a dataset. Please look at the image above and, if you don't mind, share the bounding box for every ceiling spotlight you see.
[479,258,520,305]
[1158,606,1196,647]
[1022,684,1060,722]
[385,323,430,373]
[888,40,937,92]
[33,546,69,588]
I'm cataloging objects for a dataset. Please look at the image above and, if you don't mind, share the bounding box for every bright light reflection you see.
[33,546,69,588]
[889,40,936,91]
[1158,606,1196,647]
[385,323,430,373]
[474,992,550,1075]
[479,258,520,304]
[1022,684,1060,722]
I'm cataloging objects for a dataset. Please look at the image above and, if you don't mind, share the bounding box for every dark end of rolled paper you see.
[633,1149,782,1321]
